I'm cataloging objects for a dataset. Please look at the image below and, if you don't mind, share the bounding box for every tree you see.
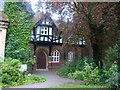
[4,2,34,62]
[37,2,119,68]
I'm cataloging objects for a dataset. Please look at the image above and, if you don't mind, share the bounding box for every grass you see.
[0,75,46,88]
[50,83,108,88]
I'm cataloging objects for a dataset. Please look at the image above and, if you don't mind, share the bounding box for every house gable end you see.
[35,14,56,28]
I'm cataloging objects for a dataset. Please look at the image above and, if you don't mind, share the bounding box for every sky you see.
[30,0,58,20]
[29,0,72,21]
[28,0,59,20]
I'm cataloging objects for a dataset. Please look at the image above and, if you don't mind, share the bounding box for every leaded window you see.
[68,51,73,61]
[52,50,60,62]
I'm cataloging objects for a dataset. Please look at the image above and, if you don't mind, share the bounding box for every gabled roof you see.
[34,11,56,28]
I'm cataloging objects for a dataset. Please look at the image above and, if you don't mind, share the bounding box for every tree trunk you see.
[91,43,103,68]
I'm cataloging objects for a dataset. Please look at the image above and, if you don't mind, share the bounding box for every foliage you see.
[106,72,119,90]
[0,58,46,88]
[100,63,118,82]
[58,57,95,78]
[68,60,100,84]
[104,44,118,68]
[25,75,46,83]
[44,2,119,68]
[104,64,119,89]
[83,64,100,84]
[4,2,34,62]
[76,57,96,71]
[0,58,24,87]
[68,71,84,80]
[57,62,77,77]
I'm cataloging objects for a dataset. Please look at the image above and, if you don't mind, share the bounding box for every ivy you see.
[4,2,34,62]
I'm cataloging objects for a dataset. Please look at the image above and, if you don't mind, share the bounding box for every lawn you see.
[50,83,108,88]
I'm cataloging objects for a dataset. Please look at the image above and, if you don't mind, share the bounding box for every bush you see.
[0,58,24,86]
[99,63,118,82]
[68,71,84,80]
[106,72,119,90]
[104,44,118,68]
[68,60,100,84]
[0,58,46,88]
[83,63,100,84]
[57,62,77,77]
[104,64,119,89]
[58,57,95,77]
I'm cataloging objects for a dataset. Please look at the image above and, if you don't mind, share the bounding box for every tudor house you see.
[29,11,90,70]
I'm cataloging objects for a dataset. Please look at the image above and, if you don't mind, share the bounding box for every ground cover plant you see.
[58,57,119,89]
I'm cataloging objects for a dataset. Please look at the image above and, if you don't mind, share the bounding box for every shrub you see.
[76,57,96,71]
[58,57,95,77]
[83,63,100,84]
[68,71,84,80]
[104,44,118,68]
[0,58,46,88]
[106,72,119,90]
[102,63,118,80]
[0,58,24,85]
[68,61,100,84]
[104,64,119,89]
[57,62,77,77]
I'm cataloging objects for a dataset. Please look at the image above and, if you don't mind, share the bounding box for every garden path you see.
[9,70,81,88]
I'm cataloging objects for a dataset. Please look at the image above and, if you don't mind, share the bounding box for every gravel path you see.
[9,70,78,88]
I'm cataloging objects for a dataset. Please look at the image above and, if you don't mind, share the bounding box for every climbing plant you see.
[4,2,34,62]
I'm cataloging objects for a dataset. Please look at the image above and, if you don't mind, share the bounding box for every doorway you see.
[37,51,46,69]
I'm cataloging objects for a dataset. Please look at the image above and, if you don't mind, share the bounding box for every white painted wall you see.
[0,28,7,62]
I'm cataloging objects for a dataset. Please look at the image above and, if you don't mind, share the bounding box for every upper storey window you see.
[41,26,48,35]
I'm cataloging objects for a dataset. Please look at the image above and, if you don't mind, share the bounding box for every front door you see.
[37,51,46,69]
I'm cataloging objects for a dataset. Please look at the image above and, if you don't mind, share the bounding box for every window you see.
[45,31,47,34]
[68,51,73,61]
[41,31,44,34]
[41,27,48,35]
[45,27,47,30]
[52,50,60,62]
